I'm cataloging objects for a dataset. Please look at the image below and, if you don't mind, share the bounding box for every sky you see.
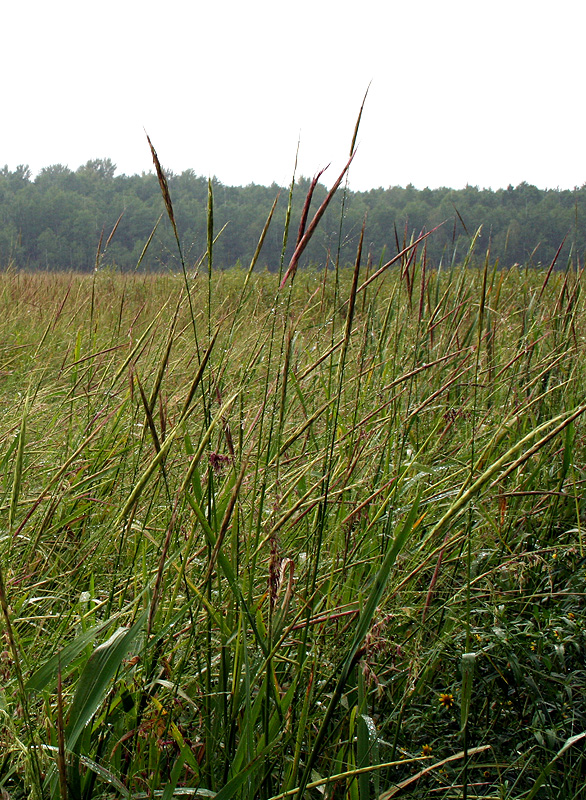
[3,0,586,192]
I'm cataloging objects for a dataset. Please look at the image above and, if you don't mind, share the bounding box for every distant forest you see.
[1,158,585,272]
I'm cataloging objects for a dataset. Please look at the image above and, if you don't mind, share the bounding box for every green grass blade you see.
[65,606,148,751]
[294,492,423,799]
[524,731,586,800]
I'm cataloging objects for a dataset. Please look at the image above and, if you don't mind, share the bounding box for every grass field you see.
[1,142,586,800]
[1,249,585,800]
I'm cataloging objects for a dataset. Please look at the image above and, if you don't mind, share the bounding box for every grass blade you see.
[65,606,148,751]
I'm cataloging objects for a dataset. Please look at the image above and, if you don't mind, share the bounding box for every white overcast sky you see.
[2,0,585,191]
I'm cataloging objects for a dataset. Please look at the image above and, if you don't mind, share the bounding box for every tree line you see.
[1,158,584,272]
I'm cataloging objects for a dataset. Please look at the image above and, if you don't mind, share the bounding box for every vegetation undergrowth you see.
[1,137,586,800]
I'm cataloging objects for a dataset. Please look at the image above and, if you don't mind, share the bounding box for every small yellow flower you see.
[530,641,537,651]
[421,744,433,757]
[568,612,575,620]
[439,692,455,709]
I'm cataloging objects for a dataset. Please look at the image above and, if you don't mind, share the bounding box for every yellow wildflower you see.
[439,692,455,709]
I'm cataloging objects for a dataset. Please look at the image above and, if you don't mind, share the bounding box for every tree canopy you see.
[0,159,584,271]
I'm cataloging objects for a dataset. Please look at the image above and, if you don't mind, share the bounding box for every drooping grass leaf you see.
[65,606,148,751]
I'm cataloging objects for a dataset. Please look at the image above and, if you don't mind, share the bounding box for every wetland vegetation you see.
[1,141,585,799]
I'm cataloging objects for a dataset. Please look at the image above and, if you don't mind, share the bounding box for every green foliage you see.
[0,159,585,271]
[0,181,585,799]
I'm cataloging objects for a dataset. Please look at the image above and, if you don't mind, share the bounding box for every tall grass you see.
[0,158,585,800]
